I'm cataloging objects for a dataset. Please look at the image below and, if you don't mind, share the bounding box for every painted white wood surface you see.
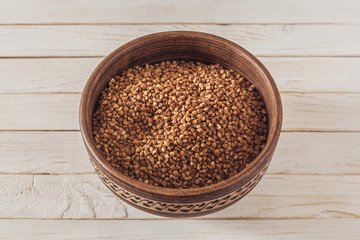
[1,174,360,219]
[1,0,360,238]
[1,131,359,175]
[1,219,360,240]
[2,0,360,24]
[1,25,360,57]
[1,57,360,93]
[1,93,359,131]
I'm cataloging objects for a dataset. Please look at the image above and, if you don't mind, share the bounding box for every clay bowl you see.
[80,31,282,218]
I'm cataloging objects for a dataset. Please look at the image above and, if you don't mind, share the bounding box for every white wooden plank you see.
[0,175,128,219]
[0,174,360,219]
[1,132,360,175]
[1,25,360,57]
[1,57,360,93]
[0,94,80,130]
[1,93,359,131]
[1,219,360,240]
[269,132,360,175]
[282,93,360,131]
[2,219,360,240]
[262,57,360,93]
[0,132,93,174]
[1,0,359,24]
[0,58,98,93]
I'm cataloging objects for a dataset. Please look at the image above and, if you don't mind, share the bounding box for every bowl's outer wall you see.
[87,147,273,218]
[80,31,283,217]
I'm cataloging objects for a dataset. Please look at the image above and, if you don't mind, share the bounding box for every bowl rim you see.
[80,31,283,198]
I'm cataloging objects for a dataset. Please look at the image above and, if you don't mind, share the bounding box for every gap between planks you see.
[1,129,358,133]
[0,172,359,176]
[3,91,360,94]
[2,130,360,133]
[0,217,339,220]
[3,56,360,59]
[3,55,360,59]
[1,23,360,26]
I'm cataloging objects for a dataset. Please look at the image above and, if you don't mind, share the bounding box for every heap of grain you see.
[93,61,267,189]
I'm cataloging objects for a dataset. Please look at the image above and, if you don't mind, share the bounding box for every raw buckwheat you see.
[92,60,267,189]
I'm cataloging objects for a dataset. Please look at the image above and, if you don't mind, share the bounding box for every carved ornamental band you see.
[93,161,268,214]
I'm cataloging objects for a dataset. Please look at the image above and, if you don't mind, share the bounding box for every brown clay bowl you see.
[79,31,282,218]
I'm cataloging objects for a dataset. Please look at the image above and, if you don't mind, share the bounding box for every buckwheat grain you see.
[92,60,267,189]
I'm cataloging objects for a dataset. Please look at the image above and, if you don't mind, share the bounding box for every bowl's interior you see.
[80,31,282,200]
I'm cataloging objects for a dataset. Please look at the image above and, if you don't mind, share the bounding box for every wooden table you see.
[1,1,360,239]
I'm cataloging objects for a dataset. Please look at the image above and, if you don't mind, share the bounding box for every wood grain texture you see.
[1,0,359,24]
[1,25,360,57]
[0,0,359,237]
[0,58,97,93]
[1,219,360,240]
[1,57,360,93]
[1,93,359,131]
[262,57,360,93]
[1,132,359,175]
[1,174,360,219]
[0,132,93,174]
[282,93,360,131]
[0,175,128,219]
[0,94,80,130]
[270,132,360,175]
